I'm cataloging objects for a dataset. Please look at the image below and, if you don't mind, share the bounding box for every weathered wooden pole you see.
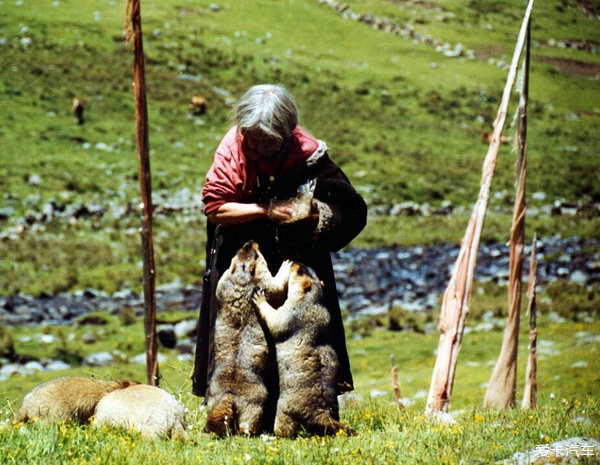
[483,17,531,409]
[522,234,538,409]
[425,0,535,415]
[391,355,404,409]
[126,0,159,386]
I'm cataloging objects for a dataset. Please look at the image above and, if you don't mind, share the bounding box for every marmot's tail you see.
[204,394,236,436]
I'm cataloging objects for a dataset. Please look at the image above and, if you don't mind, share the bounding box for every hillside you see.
[0,0,598,294]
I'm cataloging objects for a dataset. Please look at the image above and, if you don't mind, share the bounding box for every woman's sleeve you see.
[202,150,245,215]
[310,156,367,251]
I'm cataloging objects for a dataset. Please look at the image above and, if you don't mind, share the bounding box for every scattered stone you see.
[570,361,588,368]
[27,174,41,186]
[44,360,71,371]
[157,326,177,349]
[130,353,167,365]
[83,352,114,367]
[426,410,457,425]
[82,332,97,344]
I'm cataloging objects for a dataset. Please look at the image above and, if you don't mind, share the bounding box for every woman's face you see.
[243,129,284,159]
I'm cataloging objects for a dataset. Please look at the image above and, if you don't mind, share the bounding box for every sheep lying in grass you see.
[94,384,187,440]
[16,377,137,423]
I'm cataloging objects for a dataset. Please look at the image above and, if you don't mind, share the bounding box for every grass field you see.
[0,312,599,464]
[1,0,599,295]
[0,1,599,463]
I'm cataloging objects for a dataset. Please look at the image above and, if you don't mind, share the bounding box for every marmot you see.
[253,262,353,437]
[204,240,290,436]
[94,384,187,440]
[16,376,137,423]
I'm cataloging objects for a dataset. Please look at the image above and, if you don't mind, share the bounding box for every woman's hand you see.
[267,199,300,223]
[268,197,315,223]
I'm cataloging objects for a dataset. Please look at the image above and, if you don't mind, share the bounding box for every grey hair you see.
[234,84,298,141]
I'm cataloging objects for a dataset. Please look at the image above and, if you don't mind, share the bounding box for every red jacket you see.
[202,125,320,214]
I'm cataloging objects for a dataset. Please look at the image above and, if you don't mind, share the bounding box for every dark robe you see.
[191,150,367,400]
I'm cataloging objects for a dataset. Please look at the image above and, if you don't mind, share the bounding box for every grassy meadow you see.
[0,0,599,463]
[0,311,599,464]
[0,0,599,293]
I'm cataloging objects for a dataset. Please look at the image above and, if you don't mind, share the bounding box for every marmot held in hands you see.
[16,376,137,423]
[204,240,290,436]
[253,262,353,437]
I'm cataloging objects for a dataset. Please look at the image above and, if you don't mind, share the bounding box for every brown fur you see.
[72,98,85,125]
[204,241,290,436]
[16,377,137,423]
[189,95,207,115]
[253,262,354,437]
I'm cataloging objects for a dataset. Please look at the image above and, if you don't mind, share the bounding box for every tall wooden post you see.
[126,0,159,386]
[522,234,538,409]
[484,18,531,409]
[425,0,535,415]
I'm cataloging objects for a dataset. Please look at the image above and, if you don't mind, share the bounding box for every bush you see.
[539,281,600,320]
[388,306,432,333]
[0,324,15,359]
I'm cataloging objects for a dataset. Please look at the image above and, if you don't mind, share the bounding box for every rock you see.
[23,361,44,372]
[82,332,97,344]
[37,334,56,344]
[0,208,14,220]
[174,319,197,338]
[130,352,167,365]
[83,352,114,366]
[570,361,588,368]
[157,327,177,349]
[27,174,41,186]
[0,363,24,380]
[176,342,195,355]
[426,410,457,425]
[369,389,388,398]
[44,360,71,371]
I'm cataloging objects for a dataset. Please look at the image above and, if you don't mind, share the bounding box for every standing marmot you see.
[253,262,353,437]
[94,384,187,440]
[16,377,137,423]
[204,240,290,436]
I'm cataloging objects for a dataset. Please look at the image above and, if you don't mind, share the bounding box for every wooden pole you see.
[484,17,531,409]
[425,0,535,415]
[522,234,538,409]
[126,0,159,386]
[391,355,404,409]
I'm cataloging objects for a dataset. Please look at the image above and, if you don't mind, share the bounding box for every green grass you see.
[0,312,599,464]
[1,0,599,296]
[0,2,599,461]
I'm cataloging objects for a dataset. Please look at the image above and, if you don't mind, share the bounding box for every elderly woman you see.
[192,84,367,399]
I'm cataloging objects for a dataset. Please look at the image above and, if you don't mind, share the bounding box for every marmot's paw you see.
[252,289,266,306]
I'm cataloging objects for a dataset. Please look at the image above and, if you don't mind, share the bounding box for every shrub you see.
[0,324,15,359]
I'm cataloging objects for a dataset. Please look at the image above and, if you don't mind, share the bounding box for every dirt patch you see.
[537,56,600,79]
[474,44,506,60]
